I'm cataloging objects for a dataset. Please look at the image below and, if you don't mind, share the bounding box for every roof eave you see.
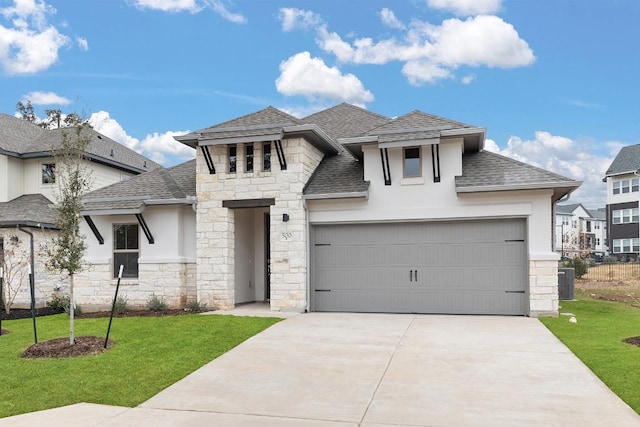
[0,221,58,229]
[303,190,369,200]
[456,180,582,194]
[283,124,342,155]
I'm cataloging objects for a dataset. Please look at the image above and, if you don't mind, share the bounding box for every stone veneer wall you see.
[74,261,197,311]
[196,138,325,311]
[528,259,559,317]
[0,227,67,309]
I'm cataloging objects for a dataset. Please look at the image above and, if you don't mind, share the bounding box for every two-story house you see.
[554,203,607,259]
[604,145,640,260]
[76,103,580,317]
[0,113,160,308]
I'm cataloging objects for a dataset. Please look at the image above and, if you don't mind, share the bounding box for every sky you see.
[1,0,639,209]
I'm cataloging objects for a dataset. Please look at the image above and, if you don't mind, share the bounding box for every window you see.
[613,238,640,253]
[263,142,271,171]
[228,145,237,173]
[403,147,421,178]
[561,217,569,226]
[594,222,600,230]
[0,238,4,268]
[245,144,254,172]
[42,163,56,184]
[586,221,591,232]
[614,179,640,195]
[612,208,639,224]
[572,220,577,228]
[113,224,139,278]
[596,238,601,246]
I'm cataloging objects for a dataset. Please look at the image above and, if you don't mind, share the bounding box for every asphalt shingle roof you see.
[0,113,161,174]
[605,144,640,176]
[301,103,389,140]
[303,154,369,196]
[456,151,579,190]
[0,194,57,228]
[82,160,196,212]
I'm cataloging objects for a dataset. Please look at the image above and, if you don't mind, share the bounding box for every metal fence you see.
[580,262,640,281]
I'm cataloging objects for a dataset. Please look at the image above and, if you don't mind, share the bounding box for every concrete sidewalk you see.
[2,313,640,426]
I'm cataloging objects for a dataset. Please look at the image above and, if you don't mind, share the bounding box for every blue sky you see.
[2,0,639,208]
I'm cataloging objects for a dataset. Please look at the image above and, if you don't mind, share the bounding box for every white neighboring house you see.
[73,103,581,317]
[554,203,607,259]
[0,113,160,309]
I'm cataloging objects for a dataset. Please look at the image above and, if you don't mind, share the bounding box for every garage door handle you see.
[409,270,413,282]
[315,289,331,292]
[505,290,525,294]
[414,270,418,281]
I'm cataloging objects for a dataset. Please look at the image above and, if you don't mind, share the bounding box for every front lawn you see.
[540,298,640,414]
[0,313,280,418]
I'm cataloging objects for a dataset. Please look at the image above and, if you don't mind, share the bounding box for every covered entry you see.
[311,219,527,315]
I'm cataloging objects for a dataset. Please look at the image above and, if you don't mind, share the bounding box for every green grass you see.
[540,298,640,413]
[0,313,280,418]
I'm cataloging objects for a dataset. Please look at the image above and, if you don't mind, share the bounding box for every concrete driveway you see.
[3,313,640,426]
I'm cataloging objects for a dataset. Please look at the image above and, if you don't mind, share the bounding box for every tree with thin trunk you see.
[44,117,92,345]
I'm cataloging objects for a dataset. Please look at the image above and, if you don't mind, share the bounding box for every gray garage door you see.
[311,219,527,315]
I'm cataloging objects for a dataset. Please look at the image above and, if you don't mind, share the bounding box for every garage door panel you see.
[312,220,527,315]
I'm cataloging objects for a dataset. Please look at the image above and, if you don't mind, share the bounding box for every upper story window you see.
[585,220,591,232]
[560,217,570,226]
[42,163,56,184]
[403,147,421,178]
[245,144,254,172]
[613,178,639,195]
[572,220,577,228]
[228,145,237,173]
[612,208,639,224]
[594,222,600,230]
[113,224,139,278]
[613,238,640,253]
[263,142,271,171]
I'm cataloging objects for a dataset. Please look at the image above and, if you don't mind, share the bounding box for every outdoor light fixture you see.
[283,213,289,222]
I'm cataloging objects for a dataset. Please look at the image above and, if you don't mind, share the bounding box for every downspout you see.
[304,198,310,313]
[16,224,37,343]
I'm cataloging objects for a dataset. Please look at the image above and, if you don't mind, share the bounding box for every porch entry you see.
[231,206,271,305]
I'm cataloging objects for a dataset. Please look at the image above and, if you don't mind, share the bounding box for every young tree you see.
[0,236,29,314]
[44,117,92,345]
[16,100,37,124]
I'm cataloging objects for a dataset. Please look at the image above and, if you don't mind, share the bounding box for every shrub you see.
[47,294,69,313]
[184,300,208,313]
[604,255,618,264]
[147,294,167,312]
[571,257,588,278]
[112,295,128,315]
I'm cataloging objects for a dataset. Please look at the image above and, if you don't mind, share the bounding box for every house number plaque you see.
[280,232,293,242]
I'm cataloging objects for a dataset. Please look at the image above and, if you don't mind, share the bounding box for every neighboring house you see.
[0,113,161,308]
[151,102,578,317]
[76,161,196,309]
[604,145,640,259]
[554,203,607,259]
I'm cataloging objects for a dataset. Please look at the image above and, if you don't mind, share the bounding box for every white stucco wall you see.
[75,204,196,310]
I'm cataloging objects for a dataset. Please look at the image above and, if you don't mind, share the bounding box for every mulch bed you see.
[623,336,640,347]
[22,336,113,358]
[1,307,64,320]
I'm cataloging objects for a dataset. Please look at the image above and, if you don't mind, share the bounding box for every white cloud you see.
[379,8,405,30]
[461,74,475,84]
[89,111,140,150]
[22,90,70,105]
[279,8,321,31]
[139,131,195,164]
[76,36,88,51]
[131,0,246,23]
[427,0,502,16]
[0,0,69,74]
[131,0,202,13]
[485,131,613,208]
[207,0,246,24]
[275,52,374,106]
[306,10,534,86]
[89,110,195,165]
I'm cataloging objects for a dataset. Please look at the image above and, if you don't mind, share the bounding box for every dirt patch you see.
[0,329,9,335]
[623,336,640,347]
[1,307,64,320]
[575,279,640,307]
[22,336,113,358]
[78,309,188,318]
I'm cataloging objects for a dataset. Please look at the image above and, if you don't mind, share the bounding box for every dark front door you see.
[264,213,271,301]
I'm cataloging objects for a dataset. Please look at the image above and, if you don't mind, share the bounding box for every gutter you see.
[302,190,369,201]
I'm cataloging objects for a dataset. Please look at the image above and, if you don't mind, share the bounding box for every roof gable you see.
[606,144,640,176]
[0,194,57,228]
[0,113,161,174]
[367,110,474,134]
[302,103,389,140]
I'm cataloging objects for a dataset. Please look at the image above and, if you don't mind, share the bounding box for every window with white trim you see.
[612,208,639,224]
[561,216,569,226]
[613,178,640,195]
[113,224,139,278]
[403,147,421,178]
[594,222,600,230]
[613,238,640,253]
